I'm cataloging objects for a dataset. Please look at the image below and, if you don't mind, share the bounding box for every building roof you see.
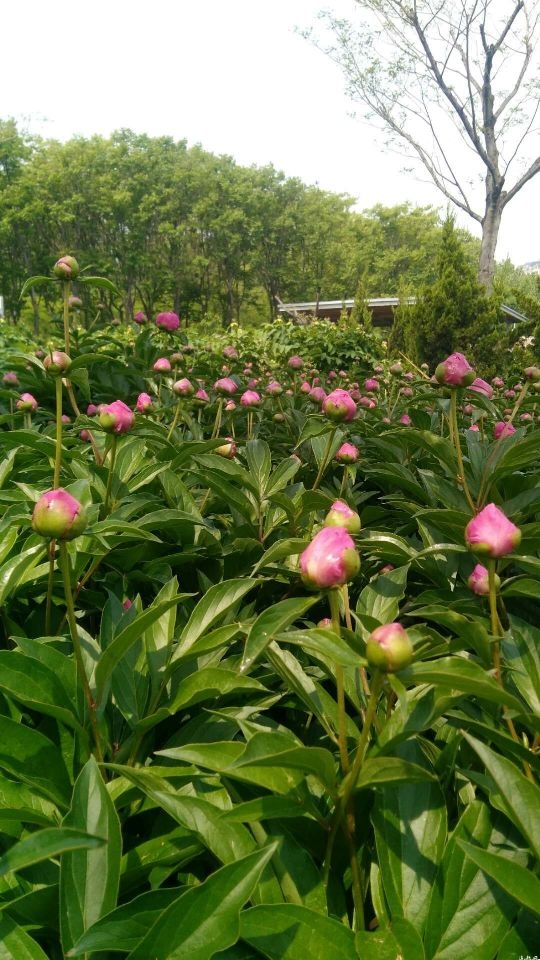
[277,297,528,325]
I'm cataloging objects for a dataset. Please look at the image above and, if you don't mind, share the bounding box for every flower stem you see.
[167,400,182,441]
[211,398,224,439]
[53,377,63,489]
[328,589,349,775]
[58,542,103,762]
[62,280,71,354]
[450,390,476,514]
[103,435,118,516]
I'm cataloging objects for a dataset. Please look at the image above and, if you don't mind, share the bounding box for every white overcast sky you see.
[2,0,539,267]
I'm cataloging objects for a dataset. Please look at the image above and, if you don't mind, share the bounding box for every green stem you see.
[53,377,63,489]
[45,541,56,635]
[312,425,337,491]
[450,390,476,514]
[328,589,349,775]
[211,398,224,439]
[58,542,103,762]
[103,435,118,516]
[167,399,182,441]
[63,280,71,354]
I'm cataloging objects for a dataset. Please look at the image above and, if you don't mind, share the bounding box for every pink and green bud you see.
[524,366,540,382]
[366,622,413,673]
[364,378,379,392]
[266,380,283,396]
[335,442,360,464]
[493,421,516,440]
[193,388,210,405]
[17,392,38,412]
[308,386,326,405]
[136,392,153,413]
[53,255,80,280]
[44,350,71,376]
[68,295,82,309]
[214,377,237,395]
[153,357,172,373]
[134,310,147,324]
[32,488,87,541]
[215,437,237,458]
[468,563,500,596]
[155,311,180,331]
[434,352,475,387]
[389,362,403,377]
[288,355,303,370]
[324,500,361,534]
[222,345,238,360]
[300,526,360,590]
[240,389,261,407]
[2,371,19,386]
[322,388,356,423]
[225,400,236,412]
[173,378,194,397]
[469,377,493,400]
[99,400,135,434]
[465,503,521,558]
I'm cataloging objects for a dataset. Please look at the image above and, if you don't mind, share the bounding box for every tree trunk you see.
[478,198,503,293]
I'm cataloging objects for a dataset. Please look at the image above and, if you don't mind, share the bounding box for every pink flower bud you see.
[173,378,194,397]
[240,390,261,407]
[434,352,475,387]
[366,622,413,673]
[193,388,210,405]
[308,387,326,405]
[322,388,356,423]
[465,503,521,558]
[288,355,303,369]
[300,526,360,590]
[61,414,71,424]
[3,371,19,385]
[153,358,172,373]
[224,400,236,412]
[53,255,79,280]
[399,414,412,425]
[317,617,332,628]
[44,351,71,376]
[324,500,361,534]
[389,362,403,377]
[68,295,83,309]
[491,376,504,388]
[16,392,38,412]
[364,378,379,392]
[300,381,312,394]
[266,380,283,396]
[136,392,153,413]
[524,366,540,382]
[32,488,87,540]
[468,424,480,432]
[215,437,237,458]
[86,403,99,416]
[469,377,493,400]
[134,310,147,324]
[99,400,135,434]
[222,345,238,360]
[79,429,91,442]
[493,421,516,440]
[155,311,180,331]
[214,377,237,395]
[335,442,360,464]
[467,563,500,596]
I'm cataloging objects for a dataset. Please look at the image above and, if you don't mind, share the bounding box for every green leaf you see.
[280,627,362,668]
[355,920,425,960]
[174,578,258,660]
[457,840,540,916]
[126,846,277,960]
[20,275,56,298]
[0,826,104,877]
[240,904,356,959]
[0,915,49,959]
[251,537,307,574]
[0,715,71,808]
[0,651,83,733]
[136,669,267,733]
[78,275,119,293]
[264,456,301,498]
[245,439,272,497]
[357,564,409,623]
[502,616,540,715]
[60,756,122,955]
[354,757,437,790]
[399,657,524,712]
[372,741,446,934]
[462,732,540,860]
[66,887,185,955]
[0,543,46,604]
[241,596,318,672]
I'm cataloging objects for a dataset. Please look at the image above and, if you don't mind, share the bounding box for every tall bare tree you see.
[306,1,540,289]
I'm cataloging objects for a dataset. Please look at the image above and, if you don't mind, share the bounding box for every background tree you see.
[308,1,540,290]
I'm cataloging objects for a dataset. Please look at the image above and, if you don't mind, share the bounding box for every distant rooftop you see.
[521,260,540,274]
[277,298,528,325]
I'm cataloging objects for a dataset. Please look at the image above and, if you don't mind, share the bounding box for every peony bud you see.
[136,392,153,413]
[288,355,303,370]
[215,437,237,458]
[469,377,493,400]
[300,526,360,590]
[524,366,540,382]
[434,352,475,387]
[32,488,87,540]
[193,388,210,405]
[468,563,500,596]
[308,386,326,405]
[240,390,261,407]
[134,310,147,324]
[364,378,379,392]
[493,421,516,440]
[214,377,237,395]
[222,345,238,360]
[155,311,180,331]
[53,255,80,280]
[366,622,413,673]
[266,380,283,396]
[99,400,135,434]
[335,442,360,464]
[16,392,38,412]
[153,357,172,373]
[2,371,19,385]
[173,378,194,397]
[324,500,361,534]
[465,503,521,558]
[44,351,71,376]
[322,388,356,423]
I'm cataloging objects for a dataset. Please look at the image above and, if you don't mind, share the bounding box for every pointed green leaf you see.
[240,904,356,959]
[0,915,49,959]
[457,840,540,916]
[241,596,318,672]
[174,578,258,659]
[0,715,71,808]
[0,827,104,877]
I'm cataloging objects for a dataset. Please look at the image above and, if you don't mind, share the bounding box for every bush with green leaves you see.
[0,261,536,959]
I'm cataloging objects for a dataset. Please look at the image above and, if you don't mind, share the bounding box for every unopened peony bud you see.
[288,355,303,369]
[214,377,237,395]
[465,503,521,558]
[53,255,79,280]
[215,437,237,458]
[136,392,153,413]
[3,371,19,385]
[153,358,171,373]
[193,388,210,405]
[524,366,540,382]
[173,378,194,397]
[99,400,135,434]
[493,421,516,440]
[155,311,180,331]
[44,351,71,376]
[366,622,413,673]
[434,352,475,387]
[335,442,360,464]
[324,500,361,534]
[240,390,261,407]
[322,388,356,423]
[469,377,493,399]
[300,526,360,590]
[16,392,38,412]
[468,563,500,596]
[32,488,87,540]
